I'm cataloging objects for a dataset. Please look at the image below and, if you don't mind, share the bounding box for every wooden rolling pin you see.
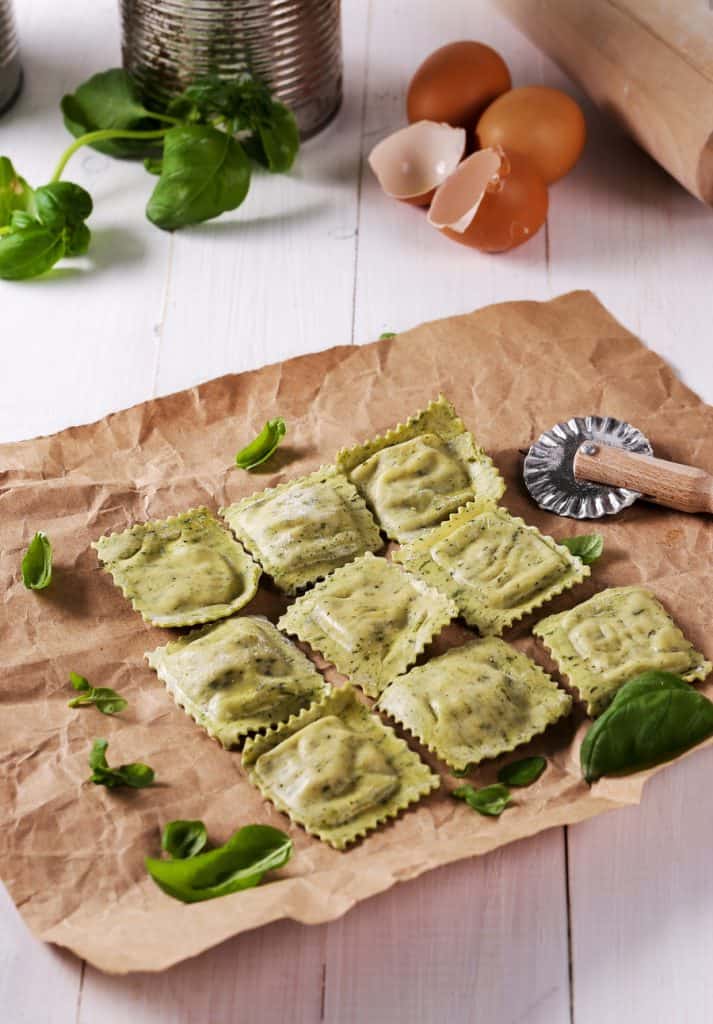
[574,442,713,514]
[494,0,713,204]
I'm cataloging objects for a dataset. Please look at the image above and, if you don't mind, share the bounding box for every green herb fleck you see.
[235,417,287,470]
[146,824,292,903]
[561,534,603,565]
[452,782,512,817]
[68,673,128,715]
[379,331,396,339]
[580,672,713,783]
[162,820,208,860]
[87,738,154,789]
[498,756,547,787]
[21,532,53,590]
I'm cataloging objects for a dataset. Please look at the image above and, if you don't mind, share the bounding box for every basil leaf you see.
[87,738,155,788]
[21,531,53,590]
[34,182,92,230]
[162,820,208,859]
[70,672,90,692]
[144,156,163,175]
[497,756,547,787]
[244,101,299,173]
[69,683,128,715]
[581,678,713,783]
[379,331,396,340]
[610,670,690,709]
[146,125,251,230]
[452,783,512,817]
[235,417,287,469]
[0,225,65,281]
[146,824,292,903]
[64,222,91,257]
[61,69,165,158]
[451,765,472,778]
[0,157,34,227]
[560,534,603,565]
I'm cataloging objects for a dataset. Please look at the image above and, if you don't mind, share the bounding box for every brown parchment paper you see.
[2,290,713,974]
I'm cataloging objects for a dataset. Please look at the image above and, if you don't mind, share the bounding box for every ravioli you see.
[534,586,712,716]
[93,508,260,627]
[242,686,440,848]
[146,616,328,746]
[278,552,457,697]
[336,395,504,542]
[378,638,572,771]
[220,467,382,594]
[393,500,589,635]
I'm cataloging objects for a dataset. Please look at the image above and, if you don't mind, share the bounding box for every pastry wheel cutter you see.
[523,415,713,520]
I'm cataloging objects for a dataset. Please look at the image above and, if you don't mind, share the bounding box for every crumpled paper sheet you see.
[2,290,712,974]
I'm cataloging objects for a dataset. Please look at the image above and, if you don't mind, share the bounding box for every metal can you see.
[120,0,342,140]
[0,0,22,116]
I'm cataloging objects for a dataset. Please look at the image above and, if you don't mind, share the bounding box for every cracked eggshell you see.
[368,121,467,207]
[428,147,548,252]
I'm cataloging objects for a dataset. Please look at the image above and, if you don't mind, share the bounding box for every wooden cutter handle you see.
[573,443,713,515]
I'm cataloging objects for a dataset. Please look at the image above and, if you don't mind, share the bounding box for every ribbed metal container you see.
[120,0,342,139]
[0,0,22,116]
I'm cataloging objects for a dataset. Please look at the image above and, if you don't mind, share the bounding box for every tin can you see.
[120,0,342,140]
[0,0,22,116]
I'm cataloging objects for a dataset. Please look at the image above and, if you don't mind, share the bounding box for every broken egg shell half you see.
[427,146,548,252]
[368,121,467,206]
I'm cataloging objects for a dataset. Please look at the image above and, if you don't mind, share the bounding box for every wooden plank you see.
[323,830,570,1024]
[0,884,80,1023]
[153,0,371,398]
[0,0,171,444]
[79,920,324,1024]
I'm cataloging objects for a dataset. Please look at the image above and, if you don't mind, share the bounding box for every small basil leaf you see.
[452,783,512,817]
[146,825,292,903]
[497,756,547,787]
[146,124,251,230]
[0,225,65,281]
[70,672,90,692]
[162,820,208,859]
[0,157,34,227]
[451,764,473,778]
[87,738,154,788]
[244,100,299,173]
[34,182,92,231]
[560,534,603,565]
[61,69,164,158]
[379,331,396,339]
[21,531,53,590]
[235,417,287,469]
[581,681,713,783]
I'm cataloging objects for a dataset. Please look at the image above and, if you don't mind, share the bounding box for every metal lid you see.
[523,415,653,519]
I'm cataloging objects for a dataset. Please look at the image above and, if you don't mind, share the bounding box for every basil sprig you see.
[146,823,292,903]
[235,417,287,470]
[561,534,603,565]
[161,820,208,860]
[581,672,713,783]
[21,531,53,590]
[68,673,128,715]
[498,756,547,787]
[1,69,299,279]
[452,782,512,817]
[87,739,155,789]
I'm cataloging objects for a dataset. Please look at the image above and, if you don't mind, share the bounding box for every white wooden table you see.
[3,1,713,1021]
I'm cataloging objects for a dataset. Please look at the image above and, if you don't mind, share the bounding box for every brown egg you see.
[476,86,586,183]
[428,147,548,253]
[407,41,511,132]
